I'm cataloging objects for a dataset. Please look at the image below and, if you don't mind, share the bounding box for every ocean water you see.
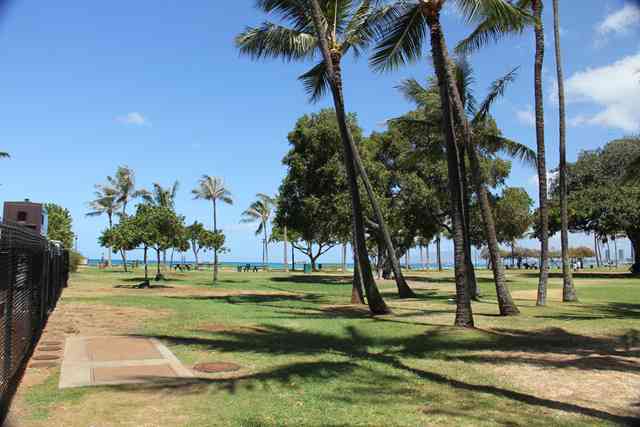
[86,259,455,270]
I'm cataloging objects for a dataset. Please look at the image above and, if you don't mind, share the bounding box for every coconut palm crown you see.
[236,0,394,102]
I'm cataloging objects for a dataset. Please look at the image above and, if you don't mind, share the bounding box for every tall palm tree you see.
[86,185,121,267]
[397,64,535,316]
[192,175,233,282]
[107,165,146,217]
[552,0,577,302]
[456,0,549,306]
[236,0,396,313]
[371,0,529,325]
[241,193,275,268]
[143,181,179,209]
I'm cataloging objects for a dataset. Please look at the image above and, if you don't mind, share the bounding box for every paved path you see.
[59,336,193,388]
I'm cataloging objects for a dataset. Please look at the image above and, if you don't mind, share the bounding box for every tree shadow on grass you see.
[114,284,174,289]
[119,276,187,283]
[520,271,636,280]
[269,275,352,286]
[536,303,640,321]
[123,325,639,425]
[404,275,496,284]
[165,293,325,305]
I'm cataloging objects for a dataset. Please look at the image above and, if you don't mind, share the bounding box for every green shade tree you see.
[98,216,140,273]
[192,175,233,282]
[45,203,75,249]
[187,221,216,269]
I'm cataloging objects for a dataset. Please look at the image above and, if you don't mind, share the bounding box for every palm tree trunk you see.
[284,225,289,273]
[532,0,550,306]
[594,234,600,267]
[552,0,577,302]
[466,142,520,315]
[213,200,218,283]
[309,0,389,314]
[107,214,113,267]
[351,250,365,304]
[263,222,269,269]
[426,11,474,327]
[459,144,479,299]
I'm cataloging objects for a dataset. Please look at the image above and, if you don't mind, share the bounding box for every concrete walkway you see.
[59,336,193,388]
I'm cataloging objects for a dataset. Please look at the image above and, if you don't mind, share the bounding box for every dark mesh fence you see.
[0,223,68,421]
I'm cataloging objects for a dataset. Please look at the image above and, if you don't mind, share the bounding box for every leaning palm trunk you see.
[532,0,550,306]
[426,13,474,327]
[459,145,480,299]
[309,0,390,314]
[552,0,577,302]
[351,249,365,304]
[466,143,520,315]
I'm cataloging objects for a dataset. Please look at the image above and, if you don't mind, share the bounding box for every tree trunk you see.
[143,247,149,283]
[436,235,442,271]
[351,253,365,304]
[377,241,384,279]
[308,0,389,315]
[341,243,347,272]
[264,224,270,270]
[156,249,161,280]
[552,0,577,302]
[466,141,520,315]
[459,145,479,299]
[213,200,218,283]
[193,248,200,270]
[630,235,640,275]
[170,249,175,270]
[426,11,473,327]
[121,250,128,273]
[284,225,289,273]
[107,214,113,267]
[532,0,550,306]
[420,244,425,270]
[426,243,430,270]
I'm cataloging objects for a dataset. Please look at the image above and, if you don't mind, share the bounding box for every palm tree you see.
[107,165,147,217]
[372,0,530,325]
[241,194,275,269]
[397,63,534,316]
[86,185,121,267]
[552,0,577,302]
[143,181,179,209]
[192,175,233,282]
[456,0,549,306]
[236,0,395,313]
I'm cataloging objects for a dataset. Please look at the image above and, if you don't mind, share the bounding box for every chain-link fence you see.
[0,223,68,421]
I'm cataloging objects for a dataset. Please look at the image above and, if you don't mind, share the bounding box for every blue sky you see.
[0,1,638,263]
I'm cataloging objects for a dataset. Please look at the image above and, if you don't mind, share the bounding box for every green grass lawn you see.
[16,266,640,426]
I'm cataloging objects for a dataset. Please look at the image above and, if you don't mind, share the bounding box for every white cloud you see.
[564,52,640,132]
[597,3,640,37]
[116,112,150,126]
[516,106,536,127]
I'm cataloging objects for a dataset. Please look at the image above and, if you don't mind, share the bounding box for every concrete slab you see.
[60,336,193,389]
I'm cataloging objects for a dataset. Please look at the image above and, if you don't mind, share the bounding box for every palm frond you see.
[472,66,519,125]
[236,22,317,61]
[0,151,9,159]
[454,0,533,55]
[298,60,331,103]
[256,0,315,32]
[396,77,429,106]
[483,135,537,169]
[370,3,426,72]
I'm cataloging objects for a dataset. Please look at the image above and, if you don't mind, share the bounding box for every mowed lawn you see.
[12,266,640,426]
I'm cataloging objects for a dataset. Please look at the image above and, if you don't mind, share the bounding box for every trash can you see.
[303,263,312,274]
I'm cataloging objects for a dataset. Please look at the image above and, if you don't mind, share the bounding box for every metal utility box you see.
[2,200,48,236]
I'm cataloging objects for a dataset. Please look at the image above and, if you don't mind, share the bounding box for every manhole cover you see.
[30,362,57,369]
[39,346,62,352]
[193,362,242,373]
[33,355,59,361]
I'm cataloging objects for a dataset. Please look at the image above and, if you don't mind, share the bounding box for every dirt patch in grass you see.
[476,348,640,418]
